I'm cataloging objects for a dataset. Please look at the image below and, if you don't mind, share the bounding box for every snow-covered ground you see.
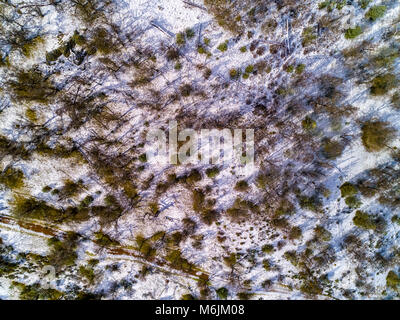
[0,0,400,300]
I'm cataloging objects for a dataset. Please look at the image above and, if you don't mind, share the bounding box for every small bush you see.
[314,226,332,242]
[217,41,228,52]
[94,232,119,247]
[300,280,322,296]
[0,167,24,190]
[185,169,202,185]
[391,93,400,110]
[340,182,358,197]
[245,65,254,74]
[285,65,294,73]
[176,32,185,46]
[345,196,361,209]
[235,180,249,191]
[47,232,80,269]
[10,69,55,103]
[25,108,38,122]
[185,28,195,39]
[345,26,363,39]
[46,48,63,62]
[262,244,274,254]
[353,210,377,230]
[275,199,295,216]
[302,27,317,47]
[79,266,95,283]
[206,167,220,178]
[386,271,400,290]
[302,116,316,131]
[365,5,386,21]
[14,282,63,300]
[359,0,371,10]
[229,68,240,79]
[180,83,193,97]
[299,195,321,213]
[22,36,44,57]
[321,138,344,159]
[216,287,228,299]
[11,196,63,222]
[295,64,306,74]
[361,121,396,152]
[289,226,302,240]
[370,74,397,96]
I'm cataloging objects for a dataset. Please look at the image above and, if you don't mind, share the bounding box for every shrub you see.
[345,196,361,209]
[262,244,274,254]
[11,196,63,222]
[237,292,254,300]
[46,48,63,62]
[285,65,294,73]
[229,68,240,79]
[234,180,249,191]
[361,121,396,152]
[10,69,55,103]
[275,199,295,216]
[174,62,182,70]
[314,226,332,242]
[25,108,38,122]
[359,0,371,10]
[391,215,400,226]
[42,186,52,193]
[240,46,247,52]
[94,232,119,247]
[386,271,400,290]
[185,28,195,39]
[300,280,322,296]
[0,167,24,190]
[14,282,63,300]
[216,287,228,299]
[391,93,400,109]
[176,32,185,45]
[90,27,118,55]
[22,36,44,57]
[299,195,321,213]
[58,179,83,198]
[345,26,363,39]
[353,210,377,230]
[340,182,358,197]
[180,83,193,97]
[185,169,202,185]
[302,27,317,47]
[370,74,397,96]
[206,167,220,178]
[284,251,299,266]
[365,5,386,21]
[245,65,254,74]
[262,259,271,271]
[223,253,237,268]
[321,138,344,159]
[79,266,95,283]
[197,46,207,54]
[295,64,306,74]
[302,116,316,131]
[192,189,205,212]
[47,232,80,269]
[165,249,193,271]
[371,47,400,69]
[289,226,302,240]
[217,41,228,52]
